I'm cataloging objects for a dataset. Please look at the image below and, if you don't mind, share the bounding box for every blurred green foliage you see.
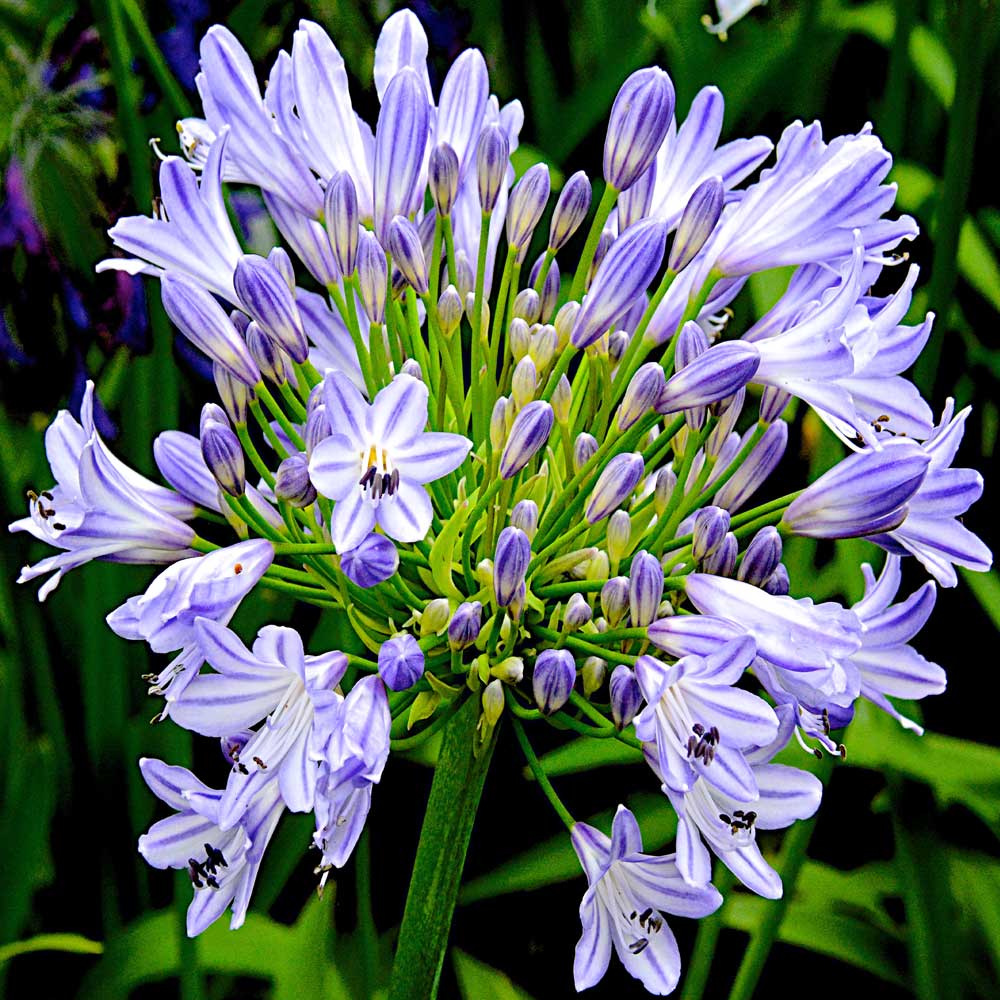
[1,0,998,997]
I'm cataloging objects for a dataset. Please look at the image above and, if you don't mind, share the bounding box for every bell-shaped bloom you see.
[682,574,863,708]
[699,121,917,279]
[870,400,992,587]
[847,556,945,733]
[572,220,668,348]
[308,373,471,550]
[571,805,721,994]
[634,639,777,802]
[647,86,773,231]
[290,20,374,218]
[106,540,274,704]
[171,619,347,827]
[137,758,284,936]
[658,744,822,898]
[197,25,323,216]
[98,128,243,302]
[11,382,198,600]
[312,675,391,871]
[782,438,930,539]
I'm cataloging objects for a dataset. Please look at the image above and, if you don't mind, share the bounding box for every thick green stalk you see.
[680,868,737,1000]
[387,697,497,1000]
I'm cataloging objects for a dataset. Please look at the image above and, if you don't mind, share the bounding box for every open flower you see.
[308,372,471,550]
[572,805,722,994]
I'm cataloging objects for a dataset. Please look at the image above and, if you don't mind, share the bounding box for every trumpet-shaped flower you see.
[571,805,722,994]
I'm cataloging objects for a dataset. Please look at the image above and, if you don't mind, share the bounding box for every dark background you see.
[1,1,998,997]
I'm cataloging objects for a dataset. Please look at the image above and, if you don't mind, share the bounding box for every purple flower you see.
[572,220,668,349]
[714,420,788,513]
[341,533,400,588]
[99,128,242,302]
[506,163,551,253]
[308,372,470,550]
[387,215,430,295]
[161,273,261,386]
[448,601,483,649]
[105,539,274,704]
[782,438,930,539]
[274,454,317,507]
[870,400,992,587]
[571,805,721,994]
[378,633,425,691]
[325,172,359,275]
[435,48,489,175]
[610,664,642,728]
[312,675,391,872]
[11,382,198,600]
[668,175,724,272]
[848,556,945,733]
[628,550,664,627]
[617,363,666,431]
[234,254,309,364]
[634,640,776,802]
[171,619,347,826]
[137,758,284,936]
[476,124,510,214]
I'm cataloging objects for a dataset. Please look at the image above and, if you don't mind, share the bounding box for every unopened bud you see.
[509,318,532,361]
[617,362,666,431]
[449,601,483,650]
[387,216,429,296]
[564,593,593,631]
[654,467,677,515]
[325,171,359,275]
[378,633,424,691]
[738,526,783,587]
[400,358,423,380]
[477,125,510,214]
[603,67,675,190]
[274,454,317,507]
[573,432,598,473]
[200,415,245,498]
[482,678,505,725]
[490,397,509,451]
[532,648,576,715]
[214,362,251,424]
[234,254,309,363]
[499,401,554,479]
[582,656,606,697]
[618,159,657,230]
[692,506,731,562]
[763,563,790,596]
[586,453,644,523]
[629,550,663,627]
[552,374,572,425]
[510,499,539,540]
[669,175,724,272]
[701,532,737,577]
[494,526,531,607]
[420,598,452,636]
[548,170,592,251]
[513,288,541,325]
[601,576,630,627]
[437,285,463,338]
[530,255,561,321]
[428,142,460,217]
[553,301,580,351]
[512,356,538,408]
[610,664,642,729]
[357,229,388,324]
[491,656,524,684]
[607,510,631,565]
[507,163,551,252]
[246,320,288,385]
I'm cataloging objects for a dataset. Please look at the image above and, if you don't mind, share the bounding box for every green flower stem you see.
[569,183,619,303]
[278,380,308,422]
[428,214,445,314]
[387,696,497,1000]
[236,423,276,489]
[405,289,434,389]
[260,575,338,606]
[462,479,504,590]
[471,213,492,442]
[540,343,578,402]
[329,281,376,396]
[441,214,459,288]
[726,756,833,1000]
[256,384,306,452]
[249,399,289,459]
[294,359,322,391]
[487,247,517,396]
[533,580,606,599]
[425,296,467,429]
[532,626,638,665]
[572,627,649,644]
[531,248,556,295]
[355,830,378,998]
[527,519,591,578]
[226,494,283,543]
[509,709,575,831]
[347,653,379,671]
[646,423,713,553]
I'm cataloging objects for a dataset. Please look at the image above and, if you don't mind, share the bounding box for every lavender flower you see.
[494,526,531,607]
[309,373,471,550]
[610,665,642,728]
[572,806,721,994]
[603,68,675,191]
[499,400,554,478]
[378,633,425,691]
[340,533,399,588]
[549,170,592,251]
[533,648,576,714]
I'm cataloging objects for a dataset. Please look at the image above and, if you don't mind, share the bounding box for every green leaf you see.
[534,734,642,778]
[452,949,535,1000]
[0,933,103,965]
[961,568,1000,631]
[78,898,350,1000]
[908,25,955,109]
[429,497,470,601]
[847,702,1000,832]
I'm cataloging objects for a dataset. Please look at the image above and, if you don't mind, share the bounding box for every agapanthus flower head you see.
[19,10,991,993]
